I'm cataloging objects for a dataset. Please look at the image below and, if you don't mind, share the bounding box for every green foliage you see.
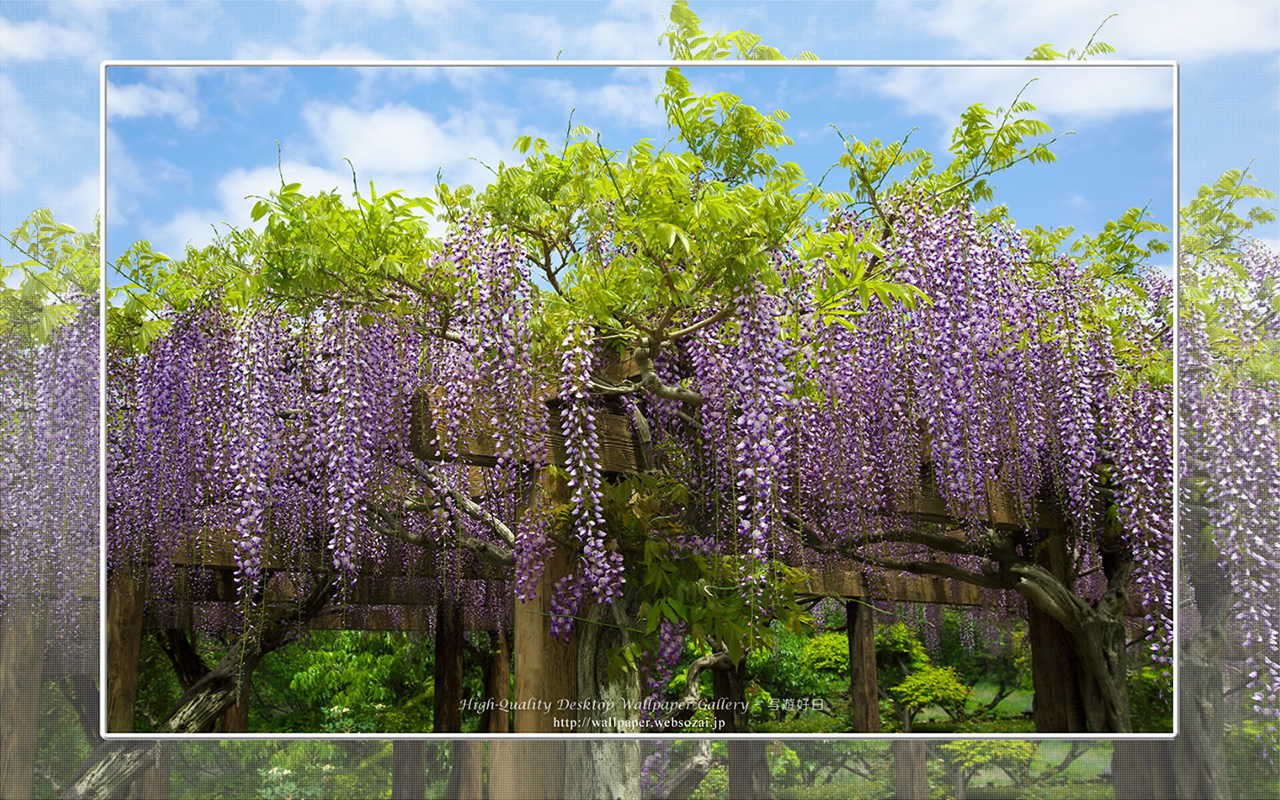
[1127,664,1173,732]
[747,623,842,723]
[1026,15,1119,61]
[1226,720,1280,800]
[940,739,1038,787]
[690,764,730,800]
[936,611,1030,717]
[889,664,971,728]
[874,622,930,689]
[273,631,437,733]
[599,472,812,676]
[0,210,99,346]
[1180,168,1280,389]
[801,631,850,674]
[661,0,818,62]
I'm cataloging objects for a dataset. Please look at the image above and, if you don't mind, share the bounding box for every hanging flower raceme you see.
[2,295,98,636]
[558,323,622,608]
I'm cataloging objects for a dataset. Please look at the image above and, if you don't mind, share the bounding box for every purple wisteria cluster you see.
[1181,239,1280,734]
[1,296,98,637]
[551,324,623,633]
[644,191,1173,663]
[107,220,547,636]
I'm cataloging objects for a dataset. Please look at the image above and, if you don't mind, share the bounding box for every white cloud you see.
[0,15,97,62]
[0,75,33,187]
[851,65,1173,144]
[884,0,1280,61]
[231,41,388,62]
[528,68,666,131]
[42,173,100,237]
[147,161,350,259]
[106,80,200,128]
[503,1,670,60]
[0,74,96,192]
[300,101,522,191]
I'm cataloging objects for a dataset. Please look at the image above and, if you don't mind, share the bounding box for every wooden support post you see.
[0,599,46,800]
[846,599,881,732]
[1112,740,1176,800]
[892,740,928,800]
[223,672,250,733]
[391,741,427,800]
[484,631,511,733]
[107,567,146,733]
[444,741,484,800]
[137,742,172,800]
[712,658,768,799]
[489,741,565,800]
[510,545,576,734]
[433,596,465,733]
[490,534,576,799]
[1027,531,1087,732]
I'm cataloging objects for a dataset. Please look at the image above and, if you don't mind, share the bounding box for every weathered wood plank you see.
[802,564,983,605]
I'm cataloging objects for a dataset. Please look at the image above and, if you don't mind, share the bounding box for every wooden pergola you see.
[105,381,1074,740]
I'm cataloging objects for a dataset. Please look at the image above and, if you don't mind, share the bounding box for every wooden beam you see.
[803,564,983,606]
[411,388,637,475]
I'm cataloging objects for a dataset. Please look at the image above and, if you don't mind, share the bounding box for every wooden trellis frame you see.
[106,386,1078,737]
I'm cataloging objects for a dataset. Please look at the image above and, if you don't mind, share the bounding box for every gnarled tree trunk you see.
[61,575,336,800]
[562,588,644,800]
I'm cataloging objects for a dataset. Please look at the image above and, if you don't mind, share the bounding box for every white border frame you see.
[99,58,1180,741]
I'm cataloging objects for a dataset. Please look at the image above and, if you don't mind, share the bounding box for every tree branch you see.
[632,337,705,407]
[396,459,517,548]
[659,649,733,730]
[365,499,515,568]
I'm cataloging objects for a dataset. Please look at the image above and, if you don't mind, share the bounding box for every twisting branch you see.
[855,554,1010,592]
[632,336,705,406]
[395,458,517,548]
[781,511,986,559]
[1006,562,1086,632]
[667,304,732,340]
[365,498,515,568]
[660,648,733,729]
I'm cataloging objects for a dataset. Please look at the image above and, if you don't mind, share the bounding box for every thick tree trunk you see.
[222,671,251,732]
[1075,614,1132,732]
[1111,741,1176,800]
[727,741,769,800]
[892,739,928,800]
[1027,605,1087,732]
[1026,531,1087,732]
[482,630,511,733]
[443,741,484,800]
[562,590,644,800]
[712,657,768,799]
[1012,531,1134,733]
[135,743,171,800]
[846,599,881,732]
[0,599,47,800]
[1171,556,1232,800]
[489,741,564,800]
[391,741,428,800]
[61,575,336,800]
[106,569,145,733]
[433,596,465,733]
[658,740,713,800]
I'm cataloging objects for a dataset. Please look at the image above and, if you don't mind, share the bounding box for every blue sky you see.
[1,1,1277,279]
[99,62,1175,276]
